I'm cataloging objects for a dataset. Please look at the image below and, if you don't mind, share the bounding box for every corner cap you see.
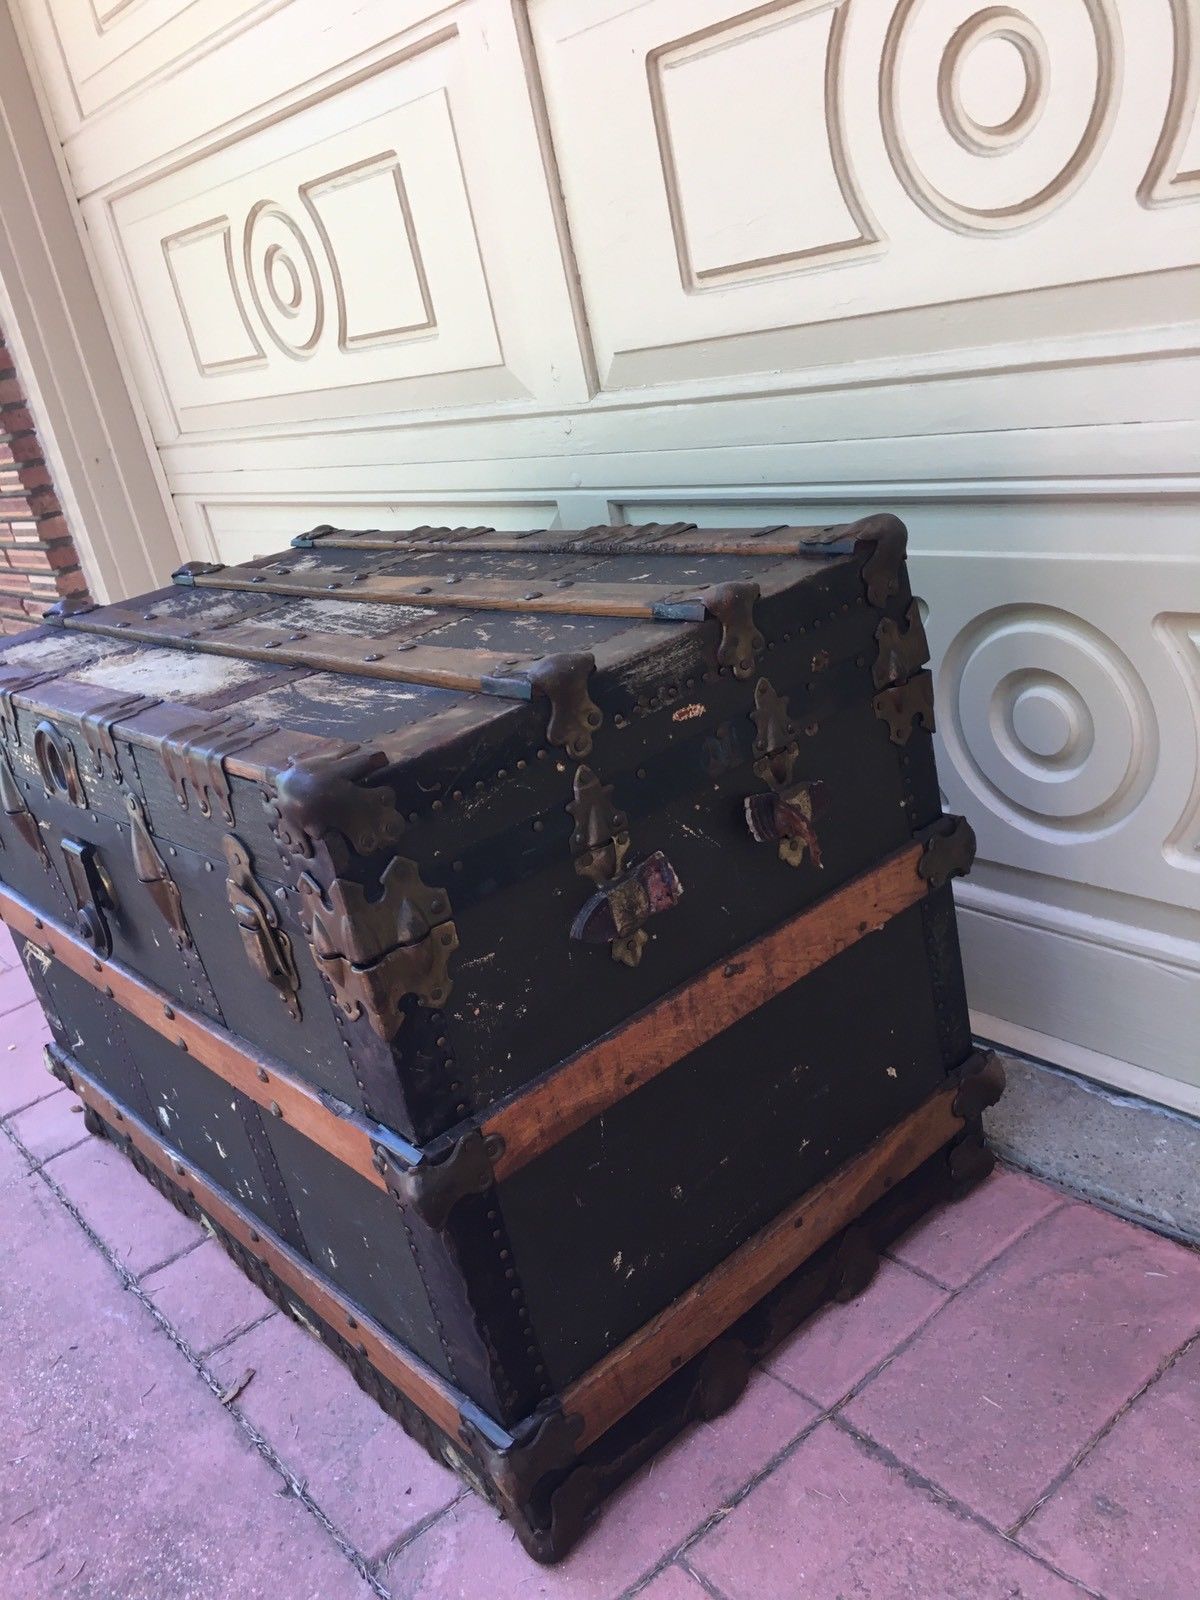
[42,595,96,623]
[290,524,338,549]
[172,560,225,586]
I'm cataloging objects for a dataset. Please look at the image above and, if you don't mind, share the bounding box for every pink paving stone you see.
[635,1567,715,1600]
[767,1258,947,1406]
[43,1132,202,1276]
[0,1003,54,1115]
[844,1201,1200,1528]
[0,921,15,967]
[384,1371,817,1599]
[1021,1334,1200,1600]
[0,1145,375,1599]
[5,1086,89,1164]
[142,1236,276,1356]
[209,1309,460,1560]
[691,1421,1083,1600]
[889,1166,1065,1288]
[0,956,35,1014]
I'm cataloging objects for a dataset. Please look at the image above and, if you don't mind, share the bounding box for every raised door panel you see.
[529,0,1200,388]
[14,0,288,129]
[178,496,561,565]
[69,3,590,439]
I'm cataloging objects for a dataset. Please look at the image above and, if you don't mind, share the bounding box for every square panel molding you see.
[530,0,1200,390]
[80,2,590,439]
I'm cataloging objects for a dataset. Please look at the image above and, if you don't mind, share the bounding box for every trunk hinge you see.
[873,670,935,744]
[296,857,458,1039]
[872,600,930,689]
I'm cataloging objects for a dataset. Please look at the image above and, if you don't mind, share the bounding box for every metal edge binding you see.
[371,1126,503,1232]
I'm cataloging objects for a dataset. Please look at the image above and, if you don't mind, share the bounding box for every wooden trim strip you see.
[296,526,840,560]
[0,879,399,1195]
[189,567,710,621]
[63,609,540,699]
[485,840,928,1181]
[1,840,932,1197]
[47,1047,507,1448]
[564,1078,965,1447]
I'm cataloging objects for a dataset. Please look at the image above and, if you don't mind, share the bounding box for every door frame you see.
[0,0,183,604]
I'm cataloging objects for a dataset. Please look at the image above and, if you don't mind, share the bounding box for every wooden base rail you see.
[563,1075,966,1446]
[0,839,932,1196]
[49,1042,969,1458]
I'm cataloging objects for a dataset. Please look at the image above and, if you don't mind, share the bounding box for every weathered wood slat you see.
[62,607,540,697]
[485,840,929,1180]
[187,566,712,620]
[563,1078,965,1447]
[291,523,842,560]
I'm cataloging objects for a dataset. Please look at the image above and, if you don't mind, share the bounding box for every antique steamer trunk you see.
[0,516,1001,1559]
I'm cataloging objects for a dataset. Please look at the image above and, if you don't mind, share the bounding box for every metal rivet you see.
[270,1101,282,1118]
[163,1004,175,1019]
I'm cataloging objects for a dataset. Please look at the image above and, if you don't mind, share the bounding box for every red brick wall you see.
[0,327,90,635]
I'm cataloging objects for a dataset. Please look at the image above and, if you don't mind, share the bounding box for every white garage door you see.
[11,0,1200,1107]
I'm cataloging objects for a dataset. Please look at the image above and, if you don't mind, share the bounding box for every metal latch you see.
[746,678,826,868]
[59,837,116,959]
[0,748,51,866]
[224,834,300,1020]
[127,793,191,950]
[568,766,629,885]
[570,851,683,967]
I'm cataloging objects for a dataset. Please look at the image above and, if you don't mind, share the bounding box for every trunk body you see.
[0,517,997,1559]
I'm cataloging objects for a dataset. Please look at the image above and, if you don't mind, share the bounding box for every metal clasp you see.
[59,837,116,959]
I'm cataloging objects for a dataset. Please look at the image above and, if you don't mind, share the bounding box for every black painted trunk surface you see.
[0,520,972,1430]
